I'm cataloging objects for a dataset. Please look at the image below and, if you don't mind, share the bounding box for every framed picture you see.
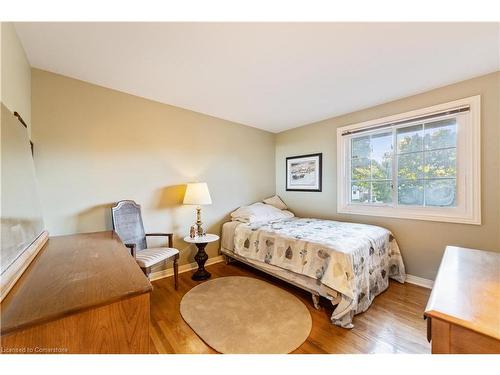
[286,153,322,192]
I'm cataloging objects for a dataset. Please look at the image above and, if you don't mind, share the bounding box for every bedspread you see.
[233,217,406,328]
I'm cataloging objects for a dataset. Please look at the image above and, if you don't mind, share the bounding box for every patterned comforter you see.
[233,217,406,328]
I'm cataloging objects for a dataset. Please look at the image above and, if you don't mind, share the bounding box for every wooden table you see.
[184,234,219,281]
[0,231,152,354]
[424,246,500,354]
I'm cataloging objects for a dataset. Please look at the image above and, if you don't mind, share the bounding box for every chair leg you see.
[174,254,179,290]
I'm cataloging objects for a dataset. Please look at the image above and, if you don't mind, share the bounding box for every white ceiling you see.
[15,22,499,133]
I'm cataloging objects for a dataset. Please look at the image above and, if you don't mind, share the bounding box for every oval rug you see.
[180,276,312,354]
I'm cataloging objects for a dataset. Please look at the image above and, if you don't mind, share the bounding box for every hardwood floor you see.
[150,261,431,354]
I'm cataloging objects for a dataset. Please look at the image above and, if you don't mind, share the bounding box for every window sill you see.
[337,204,481,225]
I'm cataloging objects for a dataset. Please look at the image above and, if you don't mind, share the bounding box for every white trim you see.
[149,255,225,282]
[337,95,481,225]
[405,274,434,289]
[150,252,435,291]
[338,96,478,134]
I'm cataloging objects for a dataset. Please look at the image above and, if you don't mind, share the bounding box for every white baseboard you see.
[406,274,434,289]
[149,255,225,282]
[150,256,434,290]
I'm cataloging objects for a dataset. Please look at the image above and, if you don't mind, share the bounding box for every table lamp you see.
[183,182,212,236]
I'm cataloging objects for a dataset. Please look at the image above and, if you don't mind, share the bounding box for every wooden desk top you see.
[425,246,500,340]
[1,231,152,335]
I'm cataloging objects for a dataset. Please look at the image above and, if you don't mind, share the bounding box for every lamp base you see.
[195,206,205,236]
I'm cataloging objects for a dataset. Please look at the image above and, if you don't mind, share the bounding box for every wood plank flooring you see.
[150,261,431,354]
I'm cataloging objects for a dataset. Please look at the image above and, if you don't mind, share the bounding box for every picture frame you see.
[286,153,322,192]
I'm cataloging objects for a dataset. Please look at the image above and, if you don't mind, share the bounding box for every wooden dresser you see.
[0,231,152,354]
[425,246,500,354]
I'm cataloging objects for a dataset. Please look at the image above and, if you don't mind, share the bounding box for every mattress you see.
[222,221,339,296]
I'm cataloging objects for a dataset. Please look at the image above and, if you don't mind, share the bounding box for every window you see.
[337,96,481,224]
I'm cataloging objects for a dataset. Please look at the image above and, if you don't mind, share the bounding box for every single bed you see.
[220,215,406,328]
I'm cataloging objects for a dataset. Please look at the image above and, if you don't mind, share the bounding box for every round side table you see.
[183,234,219,281]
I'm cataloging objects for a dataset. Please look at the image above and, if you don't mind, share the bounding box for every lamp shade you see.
[183,182,212,205]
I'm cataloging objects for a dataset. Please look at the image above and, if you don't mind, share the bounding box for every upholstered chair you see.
[111,200,179,289]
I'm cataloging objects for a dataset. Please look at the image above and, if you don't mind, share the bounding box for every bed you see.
[220,204,406,328]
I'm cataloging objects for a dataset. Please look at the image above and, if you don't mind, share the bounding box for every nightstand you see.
[184,234,219,281]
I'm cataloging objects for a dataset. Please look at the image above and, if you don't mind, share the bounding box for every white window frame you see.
[337,95,481,225]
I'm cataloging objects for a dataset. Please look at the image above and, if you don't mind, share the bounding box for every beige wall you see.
[31,69,276,269]
[1,23,31,134]
[276,72,500,280]
[30,66,500,280]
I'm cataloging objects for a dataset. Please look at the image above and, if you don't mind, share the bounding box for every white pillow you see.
[263,195,288,210]
[231,202,294,224]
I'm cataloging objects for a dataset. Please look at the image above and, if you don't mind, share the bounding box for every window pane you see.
[351,136,370,159]
[398,180,424,205]
[351,157,370,181]
[372,181,392,204]
[424,119,457,150]
[397,153,423,180]
[425,179,456,207]
[371,132,393,180]
[425,149,456,178]
[372,157,392,180]
[351,182,370,203]
[397,124,423,153]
